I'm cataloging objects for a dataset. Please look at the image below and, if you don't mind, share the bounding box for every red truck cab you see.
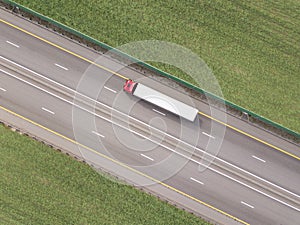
[123,79,136,94]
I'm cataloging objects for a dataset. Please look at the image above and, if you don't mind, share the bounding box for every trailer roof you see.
[134,83,198,122]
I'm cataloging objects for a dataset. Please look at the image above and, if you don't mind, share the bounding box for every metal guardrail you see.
[1,0,299,140]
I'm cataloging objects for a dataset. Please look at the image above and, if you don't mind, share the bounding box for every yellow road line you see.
[0,18,297,161]
[198,111,300,160]
[0,104,250,225]
[0,19,129,80]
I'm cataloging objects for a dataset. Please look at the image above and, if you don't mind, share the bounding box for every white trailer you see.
[123,80,198,122]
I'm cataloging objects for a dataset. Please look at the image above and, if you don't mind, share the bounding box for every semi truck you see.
[123,80,198,122]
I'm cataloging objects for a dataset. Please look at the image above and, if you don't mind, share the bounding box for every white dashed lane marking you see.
[55,63,69,71]
[140,153,154,161]
[6,40,20,48]
[41,107,55,115]
[190,177,204,185]
[202,132,215,139]
[241,201,255,209]
[104,86,117,93]
[92,131,105,138]
[252,155,266,163]
[152,109,166,116]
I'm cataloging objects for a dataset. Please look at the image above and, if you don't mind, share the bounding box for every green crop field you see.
[12,0,300,133]
[0,124,209,224]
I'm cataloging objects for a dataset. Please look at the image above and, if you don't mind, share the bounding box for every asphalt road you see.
[0,8,299,225]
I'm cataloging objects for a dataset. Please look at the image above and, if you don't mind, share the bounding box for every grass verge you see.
[0,124,209,224]
[12,0,300,133]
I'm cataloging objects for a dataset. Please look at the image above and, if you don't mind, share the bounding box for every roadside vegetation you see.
[13,0,300,133]
[0,124,209,224]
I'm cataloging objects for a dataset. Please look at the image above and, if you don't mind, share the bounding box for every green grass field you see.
[13,0,300,133]
[0,124,209,224]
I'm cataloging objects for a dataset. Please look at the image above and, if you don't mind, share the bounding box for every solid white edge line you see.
[140,153,154,161]
[54,63,69,71]
[1,55,300,200]
[41,107,55,115]
[92,131,105,138]
[202,132,215,139]
[152,108,166,116]
[6,40,20,48]
[104,86,117,93]
[252,155,266,163]
[0,87,7,92]
[241,201,254,209]
[190,177,204,185]
[1,67,300,212]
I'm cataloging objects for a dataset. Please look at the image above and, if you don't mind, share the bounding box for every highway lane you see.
[1,20,299,195]
[1,50,300,223]
[1,8,300,225]
[2,52,300,198]
[1,12,299,154]
[1,64,300,225]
